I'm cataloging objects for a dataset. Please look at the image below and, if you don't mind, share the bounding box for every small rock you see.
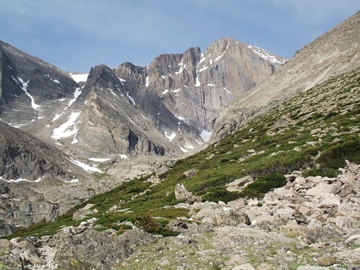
[0,239,12,254]
[306,182,335,197]
[296,266,330,270]
[232,263,256,270]
[317,254,335,266]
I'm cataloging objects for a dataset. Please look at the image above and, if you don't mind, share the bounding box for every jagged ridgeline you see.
[10,66,360,239]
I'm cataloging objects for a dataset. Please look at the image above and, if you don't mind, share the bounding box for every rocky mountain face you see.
[0,41,78,126]
[116,38,286,132]
[212,11,360,142]
[0,121,94,236]
[0,121,83,181]
[0,38,284,160]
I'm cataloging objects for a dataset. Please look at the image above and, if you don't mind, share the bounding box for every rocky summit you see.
[0,9,359,270]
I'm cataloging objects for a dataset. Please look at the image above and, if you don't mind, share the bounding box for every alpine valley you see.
[0,11,360,270]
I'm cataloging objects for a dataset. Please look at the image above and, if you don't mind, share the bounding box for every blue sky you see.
[1,1,359,72]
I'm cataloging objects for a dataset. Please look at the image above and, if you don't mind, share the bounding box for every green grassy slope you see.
[7,67,360,238]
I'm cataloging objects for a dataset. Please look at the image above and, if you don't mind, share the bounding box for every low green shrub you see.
[136,215,178,237]
[201,186,240,203]
[239,173,287,199]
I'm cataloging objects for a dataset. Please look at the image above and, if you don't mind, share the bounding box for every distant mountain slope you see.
[0,37,285,158]
[0,41,78,126]
[212,11,360,142]
[0,121,87,181]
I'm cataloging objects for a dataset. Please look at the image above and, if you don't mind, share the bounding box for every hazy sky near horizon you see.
[1,1,359,72]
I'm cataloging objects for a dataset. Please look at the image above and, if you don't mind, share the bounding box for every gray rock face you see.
[0,181,60,237]
[0,41,78,126]
[59,64,202,158]
[52,228,133,270]
[116,38,285,132]
[1,37,285,159]
[0,121,84,181]
[212,11,360,142]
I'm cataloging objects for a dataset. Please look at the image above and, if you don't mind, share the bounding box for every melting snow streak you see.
[17,77,41,110]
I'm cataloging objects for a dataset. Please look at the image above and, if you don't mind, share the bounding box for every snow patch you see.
[16,76,41,110]
[118,78,135,105]
[68,87,82,107]
[145,76,149,87]
[175,62,186,75]
[140,113,148,120]
[126,115,135,124]
[89,158,111,162]
[119,154,128,159]
[247,45,286,64]
[165,131,176,141]
[162,89,169,95]
[184,143,194,149]
[71,136,78,144]
[51,79,61,84]
[68,158,102,173]
[176,115,185,120]
[65,179,79,183]
[52,112,80,140]
[199,54,206,64]
[200,130,212,142]
[52,87,82,123]
[195,77,201,87]
[214,50,226,62]
[198,66,209,72]
[71,73,89,83]
[207,83,215,87]
[0,176,42,183]
[223,87,231,94]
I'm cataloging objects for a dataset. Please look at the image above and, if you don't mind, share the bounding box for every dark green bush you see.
[239,173,287,199]
[136,215,178,237]
[317,139,360,169]
[201,186,240,203]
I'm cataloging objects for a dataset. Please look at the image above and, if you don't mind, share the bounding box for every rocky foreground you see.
[0,162,359,269]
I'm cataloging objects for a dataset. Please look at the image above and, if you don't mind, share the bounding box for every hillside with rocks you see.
[212,11,360,142]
